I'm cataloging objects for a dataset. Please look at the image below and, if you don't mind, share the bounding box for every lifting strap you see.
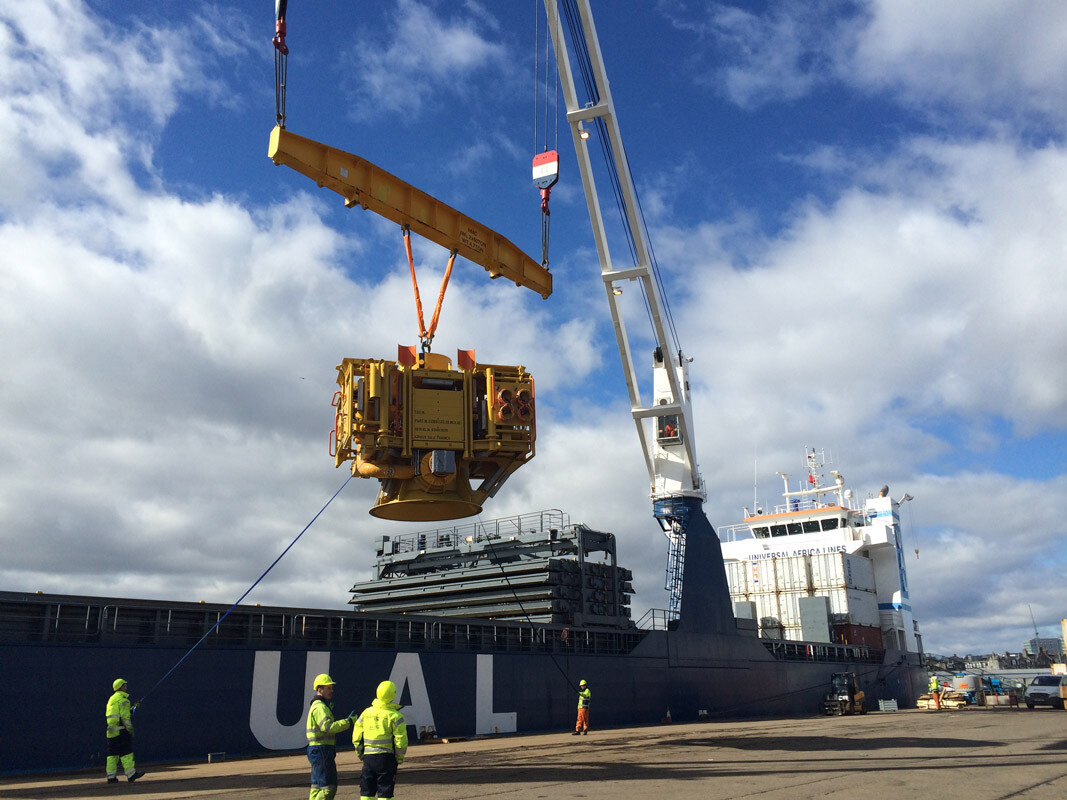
[403,225,457,353]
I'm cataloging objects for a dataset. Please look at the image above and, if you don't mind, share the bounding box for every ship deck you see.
[3,707,1063,800]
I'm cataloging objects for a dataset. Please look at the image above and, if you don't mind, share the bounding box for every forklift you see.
[821,672,866,715]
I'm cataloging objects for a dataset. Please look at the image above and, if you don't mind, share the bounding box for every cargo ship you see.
[0,490,925,775]
[719,449,922,652]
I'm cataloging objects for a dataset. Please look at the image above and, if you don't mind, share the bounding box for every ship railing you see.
[635,608,677,631]
[762,638,884,665]
[385,509,570,554]
[716,523,753,543]
[771,498,847,515]
[0,594,645,655]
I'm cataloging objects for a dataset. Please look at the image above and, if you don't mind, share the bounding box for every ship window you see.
[752,527,770,539]
[787,523,802,535]
[770,525,787,537]
[821,518,839,531]
[802,520,821,533]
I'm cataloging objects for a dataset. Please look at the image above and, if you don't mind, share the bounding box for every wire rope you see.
[134,475,353,709]
[474,514,585,695]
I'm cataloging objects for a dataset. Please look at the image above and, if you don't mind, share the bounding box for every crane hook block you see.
[532,150,559,190]
[268,126,552,298]
[332,349,536,521]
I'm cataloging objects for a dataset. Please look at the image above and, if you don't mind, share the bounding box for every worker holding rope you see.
[104,678,145,783]
[306,673,355,800]
[572,678,592,735]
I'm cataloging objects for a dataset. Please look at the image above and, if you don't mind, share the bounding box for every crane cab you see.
[332,347,535,521]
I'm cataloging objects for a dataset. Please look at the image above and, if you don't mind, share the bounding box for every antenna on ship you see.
[752,451,759,517]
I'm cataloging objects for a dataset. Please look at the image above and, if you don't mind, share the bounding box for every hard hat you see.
[579,679,587,686]
[113,678,127,691]
[313,673,336,689]
[376,680,397,702]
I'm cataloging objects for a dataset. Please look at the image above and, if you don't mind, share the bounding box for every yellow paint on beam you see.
[268,126,552,298]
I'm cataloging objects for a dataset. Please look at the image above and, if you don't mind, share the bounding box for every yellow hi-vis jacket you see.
[353,698,408,762]
[306,697,352,746]
[929,675,939,693]
[106,690,133,739]
[577,688,591,709]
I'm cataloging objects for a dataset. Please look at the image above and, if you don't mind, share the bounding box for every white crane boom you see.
[542,0,703,503]
[543,0,711,619]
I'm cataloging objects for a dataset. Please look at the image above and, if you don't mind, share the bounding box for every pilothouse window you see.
[752,527,770,539]
[771,525,787,537]
[803,520,821,533]
[821,518,839,531]
[787,523,802,535]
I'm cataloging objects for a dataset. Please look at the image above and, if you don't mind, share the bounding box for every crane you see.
[542,0,732,629]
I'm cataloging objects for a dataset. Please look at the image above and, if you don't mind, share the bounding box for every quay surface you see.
[3,708,1064,799]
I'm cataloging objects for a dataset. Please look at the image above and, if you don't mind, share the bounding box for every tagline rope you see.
[135,475,353,709]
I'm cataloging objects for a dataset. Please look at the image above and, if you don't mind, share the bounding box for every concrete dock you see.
[2,708,1064,799]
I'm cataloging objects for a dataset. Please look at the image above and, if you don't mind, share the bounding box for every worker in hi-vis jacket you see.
[349,682,407,800]
[105,678,145,783]
[573,679,591,735]
[305,673,354,800]
[352,680,409,800]
[928,674,941,710]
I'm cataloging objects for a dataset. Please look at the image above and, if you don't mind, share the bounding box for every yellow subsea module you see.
[332,347,535,521]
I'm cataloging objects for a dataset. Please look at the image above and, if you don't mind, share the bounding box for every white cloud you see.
[692,2,842,109]
[0,0,253,214]
[681,0,1067,125]
[671,137,1067,440]
[852,0,1067,119]
[341,0,510,119]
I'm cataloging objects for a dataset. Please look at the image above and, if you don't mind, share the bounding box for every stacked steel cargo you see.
[349,511,634,628]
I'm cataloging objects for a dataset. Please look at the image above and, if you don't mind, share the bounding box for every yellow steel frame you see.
[269,126,552,298]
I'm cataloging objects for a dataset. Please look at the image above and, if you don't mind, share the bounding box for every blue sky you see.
[1,0,1065,657]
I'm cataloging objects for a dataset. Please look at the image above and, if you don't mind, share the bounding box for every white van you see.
[1024,675,1066,709]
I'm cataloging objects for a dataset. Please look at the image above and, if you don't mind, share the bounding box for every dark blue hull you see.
[0,623,924,774]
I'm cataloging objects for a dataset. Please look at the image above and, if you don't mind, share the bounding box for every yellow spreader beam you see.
[269,126,552,299]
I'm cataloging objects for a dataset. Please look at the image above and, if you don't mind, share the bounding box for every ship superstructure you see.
[719,450,921,653]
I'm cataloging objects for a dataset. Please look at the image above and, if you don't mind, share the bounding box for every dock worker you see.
[306,673,354,800]
[928,674,941,710]
[105,678,145,783]
[573,679,591,735]
[352,680,408,800]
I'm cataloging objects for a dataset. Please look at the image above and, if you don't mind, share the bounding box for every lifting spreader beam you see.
[269,126,552,299]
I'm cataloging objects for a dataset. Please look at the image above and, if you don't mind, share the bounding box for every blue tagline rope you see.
[135,475,353,709]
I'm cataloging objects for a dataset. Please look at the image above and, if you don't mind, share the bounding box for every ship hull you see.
[0,622,924,774]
